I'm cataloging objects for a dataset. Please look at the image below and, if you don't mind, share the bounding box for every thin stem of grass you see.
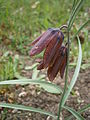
[65,104,90,120]
[57,29,70,120]
[68,0,84,30]
[68,0,77,25]
[72,19,90,40]
[71,0,77,16]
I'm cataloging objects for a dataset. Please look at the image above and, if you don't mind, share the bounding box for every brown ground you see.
[0,58,90,120]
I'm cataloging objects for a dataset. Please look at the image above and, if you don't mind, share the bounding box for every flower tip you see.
[60,75,63,79]
[37,61,44,70]
[47,72,54,81]
[48,76,54,81]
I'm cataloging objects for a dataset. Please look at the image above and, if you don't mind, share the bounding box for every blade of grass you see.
[32,67,39,79]
[79,104,90,113]
[63,106,84,120]
[60,36,82,107]
[65,104,90,120]
[0,79,62,94]
[68,0,85,30]
[0,103,56,119]
[72,0,76,10]
[72,19,90,39]
[69,0,78,21]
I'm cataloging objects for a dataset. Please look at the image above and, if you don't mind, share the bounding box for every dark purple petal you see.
[29,28,60,56]
[37,61,44,70]
[47,45,67,81]
[30,33,57,56]
[60,62,66,78]
[59,48,67,78]
[43,33,59,67]
[43,32,63,68]
[47,51,64,81]
[50,45,65,66]
[30,32,46,46]
[47,67,53,81]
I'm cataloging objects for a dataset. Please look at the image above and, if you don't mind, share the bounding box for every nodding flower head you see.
[29,28,64,56]
[29,28,67,81]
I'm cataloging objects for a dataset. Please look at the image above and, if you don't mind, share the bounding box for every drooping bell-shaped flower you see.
[29,28,67,81]
[47,46,67,81]
[29,28,64,56]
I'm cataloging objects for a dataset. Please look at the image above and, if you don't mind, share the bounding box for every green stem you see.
[57,29,70,120]
[57,0,85,119]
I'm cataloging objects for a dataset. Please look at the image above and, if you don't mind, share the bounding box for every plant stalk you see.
[57,29,70,120]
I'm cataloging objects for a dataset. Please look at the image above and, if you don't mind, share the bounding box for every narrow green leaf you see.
[32,67,39,79]
[72,0,77,10]
[73,19,90,39]
[61,36,82,107]
[40,84,61,94]
[68,0,85,30]
[63,106,84,120]
[69,0,78,22]
[0,79,62,94]
[79,104,90,113]
[25,63,39,70]
[65,104,90,120]
[0,103,56,119]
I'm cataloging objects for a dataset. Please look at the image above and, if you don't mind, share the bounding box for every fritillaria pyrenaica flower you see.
[29,28,67,81]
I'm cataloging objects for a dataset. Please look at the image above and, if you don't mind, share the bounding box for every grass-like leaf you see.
[65,104,90,120]
[63,106,84,120]
[60,36,82,107]
[0,103,56,119]
[0,79,62,94]
[68,0,85,30]
[73,19,90,39]
[69,0,78,23]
